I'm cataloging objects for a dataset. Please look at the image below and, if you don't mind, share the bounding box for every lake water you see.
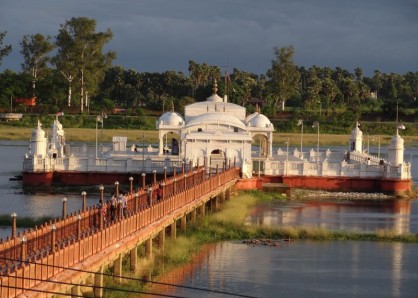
[146,240,418,298]
[1,140,418,297]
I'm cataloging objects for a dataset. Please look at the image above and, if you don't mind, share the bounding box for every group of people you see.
[98,184,165,224]
[98,191,128,223]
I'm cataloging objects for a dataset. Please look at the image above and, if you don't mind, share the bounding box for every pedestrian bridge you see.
[0,166,239,297]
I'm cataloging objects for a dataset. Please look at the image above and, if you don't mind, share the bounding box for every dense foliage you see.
[0,19,417,133]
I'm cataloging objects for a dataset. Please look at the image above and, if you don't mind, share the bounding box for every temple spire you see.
[212,79,218,95]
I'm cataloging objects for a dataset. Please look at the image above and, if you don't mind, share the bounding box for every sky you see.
[1,0,417,77]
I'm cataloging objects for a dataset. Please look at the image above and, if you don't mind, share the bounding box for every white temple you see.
[156,81,274,177]
[23,81,411,184]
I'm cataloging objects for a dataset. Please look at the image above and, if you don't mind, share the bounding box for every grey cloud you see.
[0,0,417,76]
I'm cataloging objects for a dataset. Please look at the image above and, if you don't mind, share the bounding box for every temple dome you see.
[186,112,246,130]
[159,111,184,126]
[246,113,272,128]
[32,121,46,140]
[245,112,258,123]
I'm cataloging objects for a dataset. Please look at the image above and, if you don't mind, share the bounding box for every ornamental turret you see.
[49,117,65,157]
[349,122,363,152]
[30,120,47,157]
[388,129,404,165]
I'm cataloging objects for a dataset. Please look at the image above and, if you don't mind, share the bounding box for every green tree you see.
[54,17,115,113]
[0,31,12,67]
[266,46,300,112]
[20,33,55,99]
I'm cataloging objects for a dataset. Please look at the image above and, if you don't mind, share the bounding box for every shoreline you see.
[1,126,418,147]
[289,189,397,200]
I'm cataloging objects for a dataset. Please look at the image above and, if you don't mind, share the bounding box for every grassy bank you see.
[95,190,417,297]
[1,125,418,147]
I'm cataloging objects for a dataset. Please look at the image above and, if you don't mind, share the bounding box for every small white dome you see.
[390,134,404,147]
[159,111,184,126]
[247,113,272,128]
[32,121,46,140]
[245,112,258,123]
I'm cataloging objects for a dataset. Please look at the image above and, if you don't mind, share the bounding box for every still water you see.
[0,141,100,239]
[1,141,418,297]
[148,241,418,298]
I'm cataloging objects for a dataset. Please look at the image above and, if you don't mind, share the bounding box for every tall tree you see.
[266,46,300,112]
[54,17,115,112]
[0,31,12,67]
[20,33,55,98]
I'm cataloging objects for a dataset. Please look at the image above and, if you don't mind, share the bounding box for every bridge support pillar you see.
[191,208,197,223]
[171,221,177,239]
[221,191,226,203]
[71,285,81,297]
[159,229,165,251]
[214,195,219,210]
[226,187,231,200]
[181,215,187,231]
[114,253,123,283]
[130,246,138,272]
[146,238,153,259]
[94,265,104,297]
[200,203,205,217]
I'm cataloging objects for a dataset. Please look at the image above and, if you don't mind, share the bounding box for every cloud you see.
[0,0,417,76]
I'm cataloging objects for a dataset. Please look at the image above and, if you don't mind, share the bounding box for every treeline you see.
[0,18,417,127]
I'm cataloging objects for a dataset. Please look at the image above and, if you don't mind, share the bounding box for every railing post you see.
[134,193,139,212]
[164,166,167,180]
[11,212,17,238]
[62,197,67,218]
[20,235,27,260]
[162,182,166,200]
[117,196,123,220]
[76,214,82,240]
[142,173,146,189]
[115,181,120,199]
[129,177,133,194]
[173,165,177,177]
[189,160,193,173]
[153,170,157,185]
[147,187,152,206]
[184,174,187,191]
[181,161,185,175]
[81,191,87,212]
[99,206,103,230]
[173,178,177,194]
[51,224,57,252]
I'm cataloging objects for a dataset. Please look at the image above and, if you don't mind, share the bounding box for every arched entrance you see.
[252,134,268,177]
[162,131,180,155]
[252,134,268,157]
[209,149,225,171]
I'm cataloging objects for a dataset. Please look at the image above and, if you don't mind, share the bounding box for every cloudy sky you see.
[1,0,417,76]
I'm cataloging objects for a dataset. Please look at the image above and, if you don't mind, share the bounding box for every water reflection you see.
[246,199,418,234]
[148,241,418,298]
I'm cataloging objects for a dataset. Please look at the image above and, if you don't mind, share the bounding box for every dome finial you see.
[171,101,175,112]
[213,79,218,95]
